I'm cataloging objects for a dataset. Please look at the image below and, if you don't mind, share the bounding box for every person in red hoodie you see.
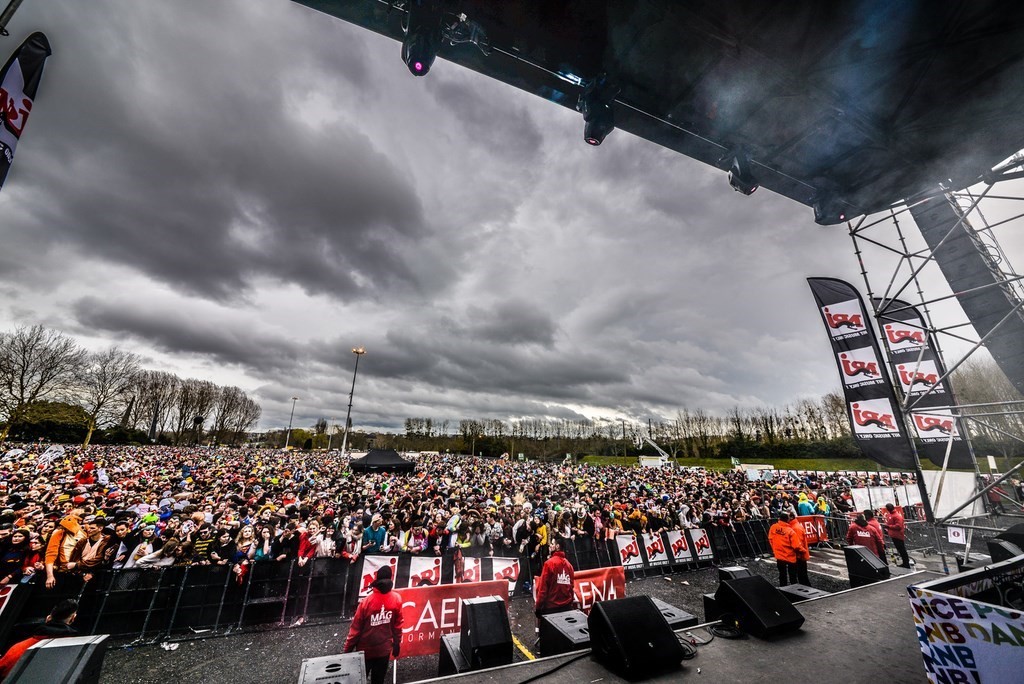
[534,537,575,630]
[863,509,888,565]
[846,514,884,559]
[884,503,910,568]
[344,565,403,684]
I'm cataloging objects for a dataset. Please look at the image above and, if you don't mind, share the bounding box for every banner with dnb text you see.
[0,32,50,190]
[808,278,917,469]
[873,298,972,469]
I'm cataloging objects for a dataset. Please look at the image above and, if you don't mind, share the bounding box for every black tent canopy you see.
[348,448,415,473]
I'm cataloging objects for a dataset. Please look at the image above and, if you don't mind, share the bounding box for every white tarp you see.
[920,470,982,518]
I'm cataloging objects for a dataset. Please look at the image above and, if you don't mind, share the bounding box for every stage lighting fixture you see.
[402,0,442,76]
[727,153,758,195]
[813,194,849,225]
[578,75,618,146]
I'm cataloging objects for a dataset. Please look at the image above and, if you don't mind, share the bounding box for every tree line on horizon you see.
[0,325,261,446]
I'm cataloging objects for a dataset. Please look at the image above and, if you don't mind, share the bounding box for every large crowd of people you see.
[0,444,932,589]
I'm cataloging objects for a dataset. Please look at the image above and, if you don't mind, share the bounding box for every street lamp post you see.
[284,396,298,448]
[340,347,366,456]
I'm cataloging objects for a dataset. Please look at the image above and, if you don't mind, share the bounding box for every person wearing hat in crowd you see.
[0,599,79,679]
[362,515,386,556]
[43,509,84,589]
[343,565,403,684]
[768,510,798,586]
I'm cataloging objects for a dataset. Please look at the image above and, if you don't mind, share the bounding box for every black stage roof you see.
[294,1,1024,224]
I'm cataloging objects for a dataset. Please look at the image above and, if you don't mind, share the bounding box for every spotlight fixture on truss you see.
[401,0,442,76]
[578,74,619,146]
[725,150,758,195]
[812,193,849,225]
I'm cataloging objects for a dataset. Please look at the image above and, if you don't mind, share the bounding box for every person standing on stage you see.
[846,514,884,560]
[863,509,888,564]
[884,504,911,568]
[787,512,811,586]
[768,511,798,586]
[343,565,403,684]
[534,537,575,630]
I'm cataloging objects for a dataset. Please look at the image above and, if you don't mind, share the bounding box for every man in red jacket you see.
[884,504,911,568]
[846,514,884,559]
[535,537,575,629]
[344,565,404,684]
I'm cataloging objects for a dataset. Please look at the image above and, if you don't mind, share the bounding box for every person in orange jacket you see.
[768,511,798,586]
[44,510,84,589]
[788,512,811,586]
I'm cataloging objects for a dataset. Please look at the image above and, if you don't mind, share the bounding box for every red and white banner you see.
[0,32,51,190]
[490,557,519,596]
[398,580,508,658]
[359,555,399,597]
[795,515,829,544]
[665,529,691,563]
[687,528,714,561]
[408,556,443,588]
[454,556,481,583]
[642,532,670,567]
[574,566,626,614]
[615,534,644,568]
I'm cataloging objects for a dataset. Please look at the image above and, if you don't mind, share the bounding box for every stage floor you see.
[417,571,938,684]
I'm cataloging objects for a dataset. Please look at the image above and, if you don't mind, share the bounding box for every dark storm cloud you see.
[9,1,439,303]
[71,296,302,374]
[465,300,557,346]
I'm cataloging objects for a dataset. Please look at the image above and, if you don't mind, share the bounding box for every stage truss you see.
[847,152,1024,541]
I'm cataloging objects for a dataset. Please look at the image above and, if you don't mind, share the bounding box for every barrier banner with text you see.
[398,580,509,658]
[573,566,627,614]
[796,515,829,544]
[908,584,1024,683]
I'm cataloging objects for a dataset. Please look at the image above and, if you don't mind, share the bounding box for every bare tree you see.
[0,325,86,443]
[78,347,141,446]
[171,378,218,444]
[229,395,262,445]
[130,370,180,440]
[212,386,245,444]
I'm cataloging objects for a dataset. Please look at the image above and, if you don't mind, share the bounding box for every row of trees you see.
[0,325,262,446]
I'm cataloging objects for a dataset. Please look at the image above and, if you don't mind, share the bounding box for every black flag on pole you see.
[0,31,50,189]
[873,298,973,469]
[808,278,917,470]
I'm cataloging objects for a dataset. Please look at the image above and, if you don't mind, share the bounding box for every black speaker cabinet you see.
[588,596,685,680]
[459,595,512,669]
[703,592,721,622]
[538,609,590,656]
[297,653,365,684]
[718,565,753,582]
[714,576,805,639]
[844,544,890,587]
[438,633,469,677]
[649,597,698,630]
[6,635,109,684]
[777,583,830,604]
[988,538,1023,563]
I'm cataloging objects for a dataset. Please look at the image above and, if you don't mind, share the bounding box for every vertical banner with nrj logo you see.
[0,32,50,190]
[615,533,644,569]
[490,557,519,596]
[808,278,917,469]
[873,298,972,469]
[360,555,399,596]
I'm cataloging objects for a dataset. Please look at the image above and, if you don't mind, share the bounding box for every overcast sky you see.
[2,1,1005,434]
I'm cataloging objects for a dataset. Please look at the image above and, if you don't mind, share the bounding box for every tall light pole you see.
[340,347,366,456]
[327,418,336,451]
[284,396,298,448]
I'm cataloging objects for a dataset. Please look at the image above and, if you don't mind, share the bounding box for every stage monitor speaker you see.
[778,584,830,604]
[988,539,1024,563]
[459,595,512,669]
[438,633,470,677]
[995,523,1024,549]
[538,609,590,656]
[297,653,365,684]
[588,596,684,680]
[649,597,698,630]
[6,635,108,684]
[703,592,721,622]
[718,566,753,582]
[844,545,890,587]
[714,576,805,639]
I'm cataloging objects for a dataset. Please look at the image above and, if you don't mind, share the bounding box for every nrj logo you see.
[838,348,880,382]
[670,534,689,557]
[912,412,958,437]
[884,323,926,349]
[851,399,898,433]
[897,361,941,392]
[620,539,640,563]
[646,536,665,558]
[822,299,866,336]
